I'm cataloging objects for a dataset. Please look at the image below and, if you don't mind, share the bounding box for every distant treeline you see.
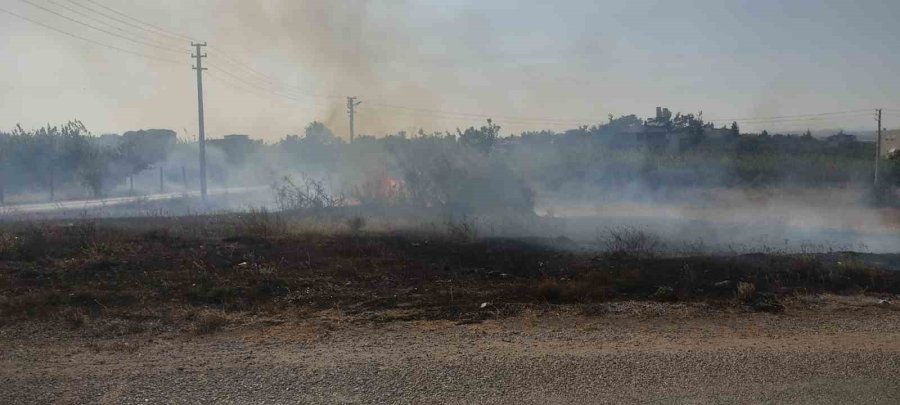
[0,113,896,209]
[0,121,174,202]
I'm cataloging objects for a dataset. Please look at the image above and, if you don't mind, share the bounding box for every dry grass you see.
[736,282,756,302]
[190,309,230,335]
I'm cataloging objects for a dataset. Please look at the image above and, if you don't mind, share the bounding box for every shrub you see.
[0,230,18,259]
[228,208,288,238]
[536,279,563,303]
[191,310,229,335]
[346,216,366,233]
[599,227,663,259]
[272,175,344,211]
[736,282,756,302]
[445,215,479,241]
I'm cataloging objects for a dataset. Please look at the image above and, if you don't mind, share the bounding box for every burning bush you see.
[369,124,535,214]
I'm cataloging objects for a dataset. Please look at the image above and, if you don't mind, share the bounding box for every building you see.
[97,133,123,149]
[824,132,858,148]
[881,129,900,157]
[121,129,177,163]
[639,107,688,153]
[702,127,735,140]
[207,134,262,165]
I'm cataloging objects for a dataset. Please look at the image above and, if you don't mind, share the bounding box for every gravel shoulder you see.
[3,296,900,404]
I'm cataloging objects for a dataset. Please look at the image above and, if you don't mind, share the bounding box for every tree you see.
[731,121,740,136]
[304,121,337,145]
[886,150,900,186]
[78,145,114,197]
[458,119,501,153]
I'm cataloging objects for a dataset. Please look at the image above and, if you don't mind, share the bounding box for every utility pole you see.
[159,166,164,193]
[347,96,362,143]
[875,108,882,185]
[192,42,208,202]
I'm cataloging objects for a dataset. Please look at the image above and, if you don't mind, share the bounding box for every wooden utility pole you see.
[347,96,361,143]
[192,42,208,202]
[875,108,882,185]
[159,166,164,193]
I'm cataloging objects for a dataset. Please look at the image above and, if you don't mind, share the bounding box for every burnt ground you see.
[1,215,899,325]
[1,215,900,403]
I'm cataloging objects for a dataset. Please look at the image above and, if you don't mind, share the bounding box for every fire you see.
[352,170,405,205]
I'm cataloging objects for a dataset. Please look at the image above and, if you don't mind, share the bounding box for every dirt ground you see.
[2,295,899,404]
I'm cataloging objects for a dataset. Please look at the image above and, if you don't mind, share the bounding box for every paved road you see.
[0,187,266,215]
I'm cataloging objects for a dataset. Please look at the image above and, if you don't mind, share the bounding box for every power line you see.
[69,1,332,101]
[63,0,187,47]
[211,46,344,99]
[206,66,325,106]
[45,0,183,52]
[72,7,343,101]
[206,61,605,125]
[362,102,603,124]
[79,0,195,42]
[66,3,608,123]
[16,0,187,55]
[726,115,872,125]
[32,1,641,125]
[707,110,872,123]
[68,1,313,100]
[204,71,347,119]
[0,6,182,65]
[9,1,888,130]
[204,68,606,126]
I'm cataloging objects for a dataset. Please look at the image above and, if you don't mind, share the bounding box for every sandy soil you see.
[2,296,899,404]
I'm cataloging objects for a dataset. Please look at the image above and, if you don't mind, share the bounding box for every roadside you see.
[0,186,268,216]
[2,296,898,404]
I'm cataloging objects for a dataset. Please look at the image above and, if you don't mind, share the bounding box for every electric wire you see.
[45,0,183,51]
[16,0,187,55]
[6,1,891,131]
[0,6,182,65]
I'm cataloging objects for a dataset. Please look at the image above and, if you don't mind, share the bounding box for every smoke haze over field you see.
[3,0,900,140]
[1,0,900,255]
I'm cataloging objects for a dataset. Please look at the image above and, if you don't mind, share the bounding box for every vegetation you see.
[0,112,894,208]
[0,121,172,201]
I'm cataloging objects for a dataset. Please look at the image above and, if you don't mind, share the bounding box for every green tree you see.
[458,119,501,153]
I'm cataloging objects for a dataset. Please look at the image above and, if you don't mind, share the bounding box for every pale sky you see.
[1,0,898,141]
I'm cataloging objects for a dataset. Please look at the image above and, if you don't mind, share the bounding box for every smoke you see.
[2,1,900,254]
[205,0,453,138]
[5,1,898,139]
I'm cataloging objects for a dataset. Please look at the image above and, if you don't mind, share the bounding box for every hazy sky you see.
[1,0,899,140]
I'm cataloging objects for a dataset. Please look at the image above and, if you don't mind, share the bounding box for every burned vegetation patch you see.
[0,218,898,324]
